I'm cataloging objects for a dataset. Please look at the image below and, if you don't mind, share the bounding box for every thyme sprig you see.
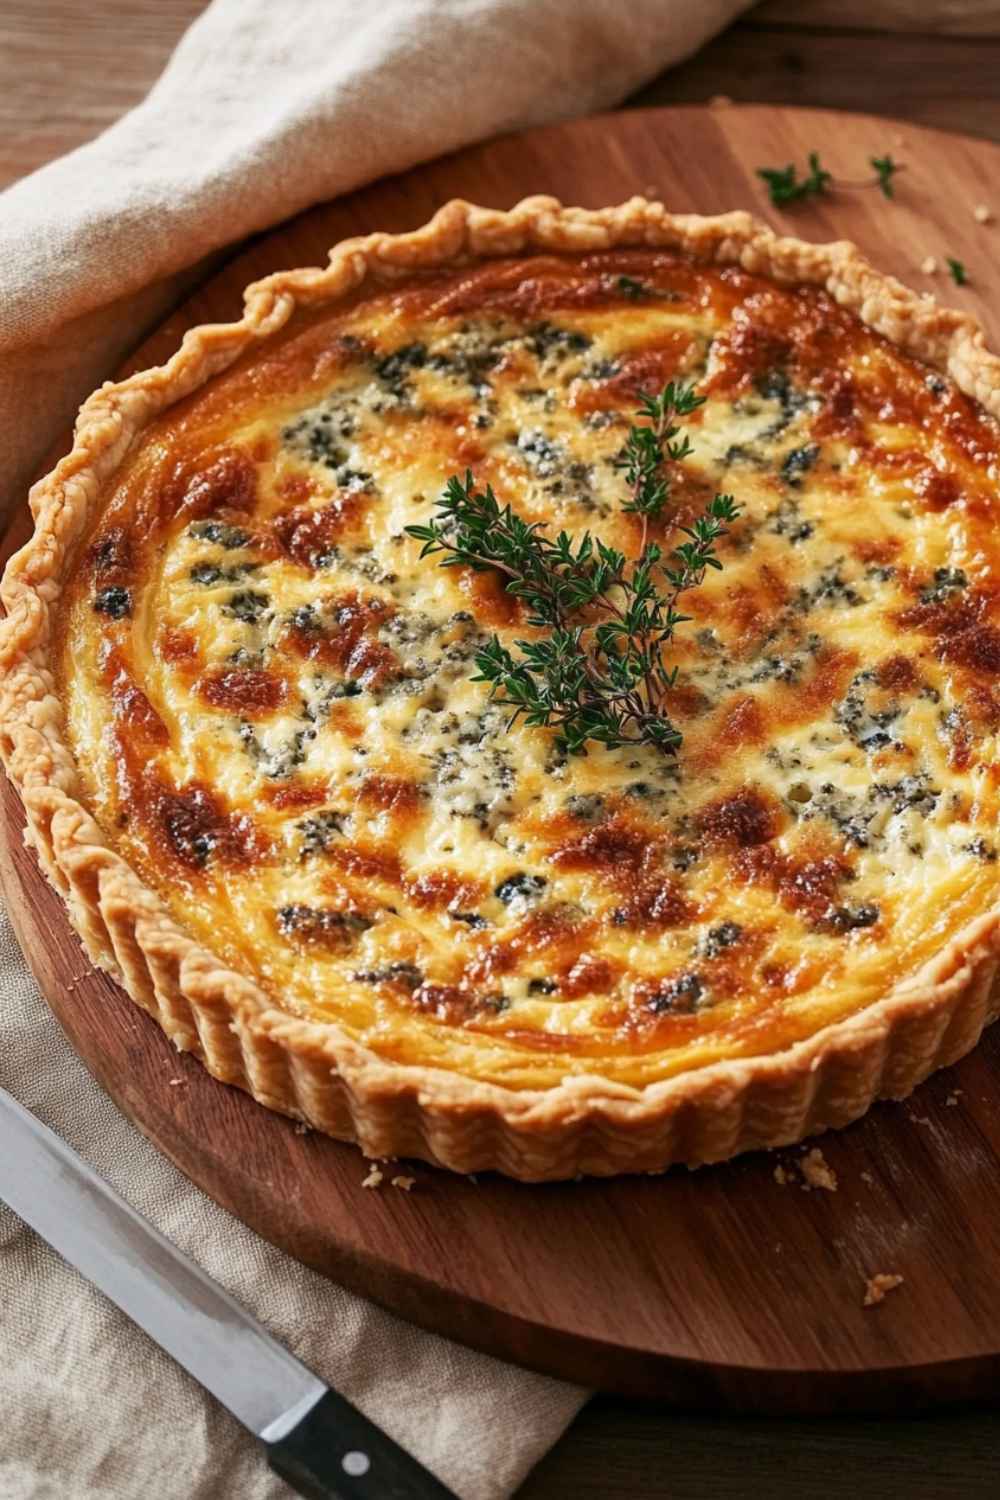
[757,151,903,208]
[405,384,740,758]
[619,383,702,515]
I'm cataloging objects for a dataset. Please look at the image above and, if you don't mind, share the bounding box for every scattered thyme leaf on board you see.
[947,257,969,285]
[756,151,832,206]
[405,383,740,759]
[870,154,901,199]
[757,151,904,207]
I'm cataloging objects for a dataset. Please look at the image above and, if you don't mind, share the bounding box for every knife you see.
[0,1084,456,1500]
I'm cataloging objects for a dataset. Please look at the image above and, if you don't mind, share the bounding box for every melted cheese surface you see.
[59,251,1000,1089]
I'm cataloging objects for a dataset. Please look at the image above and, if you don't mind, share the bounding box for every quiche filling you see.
[59,250,1000,1091]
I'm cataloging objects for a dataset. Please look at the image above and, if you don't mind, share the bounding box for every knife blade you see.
[0,1083,456,1500]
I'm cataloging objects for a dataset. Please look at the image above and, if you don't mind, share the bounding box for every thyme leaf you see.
[757,151,832,206]
[870,154,900,199]
[617,274,649,299]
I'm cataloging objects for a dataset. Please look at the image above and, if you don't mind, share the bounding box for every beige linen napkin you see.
[0,2,758,1495]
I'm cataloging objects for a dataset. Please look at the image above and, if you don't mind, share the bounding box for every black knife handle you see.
[264,1389,458,1500]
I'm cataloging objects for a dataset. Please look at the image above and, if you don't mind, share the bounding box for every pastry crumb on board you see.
[863,1273,904,1308]
[773,1147,837,1191]
[800,1148,838,1192]
[361,1163,418,1192]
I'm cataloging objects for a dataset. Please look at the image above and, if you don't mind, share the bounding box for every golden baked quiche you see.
[4,197,1000,1180]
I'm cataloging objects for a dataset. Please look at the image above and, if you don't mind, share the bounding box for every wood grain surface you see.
[5,3,1000,194]
[5,4,1000,1489]
[5,107,1000,1441]
[635,19,1000,142]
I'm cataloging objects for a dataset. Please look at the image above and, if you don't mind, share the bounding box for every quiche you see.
[3,196,1000,1180]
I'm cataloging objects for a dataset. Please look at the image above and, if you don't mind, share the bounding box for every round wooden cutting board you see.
[5,106,1000,1413]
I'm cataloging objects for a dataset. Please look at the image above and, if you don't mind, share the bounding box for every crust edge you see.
[3,193,1000,1181]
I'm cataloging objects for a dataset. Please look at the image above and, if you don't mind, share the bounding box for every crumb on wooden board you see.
[361,1162,418,1192]
[800,1147,838,1193]
[864,1272,904,1308]
[772,1146,837,1191]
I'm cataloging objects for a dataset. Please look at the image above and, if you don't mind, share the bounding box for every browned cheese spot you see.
[285,590,401,688]
[698,788,779,849]
[199,668,289,717]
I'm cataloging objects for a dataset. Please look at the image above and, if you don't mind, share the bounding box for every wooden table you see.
[3,5,1000,1496]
